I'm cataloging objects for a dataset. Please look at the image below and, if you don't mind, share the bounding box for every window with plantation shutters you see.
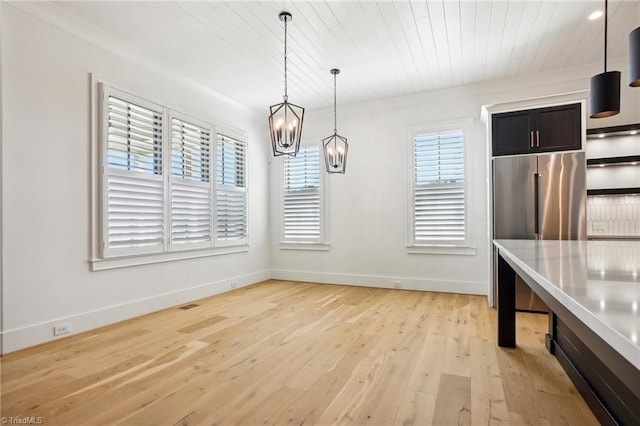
[412,129,467,246]
[216,133,247,243]
[283,146,321,243]
[170,115,212,248]
[96,83,250,267]
[104,89,164,256]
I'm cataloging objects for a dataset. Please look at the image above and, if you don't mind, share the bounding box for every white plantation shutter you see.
[283,146,321,242]
[104,92,164,256]
[413,130,466,245]
[170,116,212,247]
[216,134,247,243]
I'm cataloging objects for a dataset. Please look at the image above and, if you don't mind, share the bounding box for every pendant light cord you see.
[604,0,608,72]
[283,17,288,101]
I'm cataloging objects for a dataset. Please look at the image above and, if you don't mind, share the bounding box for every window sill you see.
[407,245,477,256]
[279,242,330,251]
[92,244,249,271]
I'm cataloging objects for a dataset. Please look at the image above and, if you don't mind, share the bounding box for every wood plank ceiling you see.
[19,1,640,111]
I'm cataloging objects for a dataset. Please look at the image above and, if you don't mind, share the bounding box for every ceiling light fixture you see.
[589,10,603,20]
[590,0,620,118]
[629,26,640,87]
[268,11,304,157]
[322,68,348,174]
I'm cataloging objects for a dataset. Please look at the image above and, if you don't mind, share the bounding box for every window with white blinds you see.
[283,146,322,243]
[104,91,165,256]
[215,133,247,243]
[98,84,249,264]
[411,129,467,246]
[170,115,212,248]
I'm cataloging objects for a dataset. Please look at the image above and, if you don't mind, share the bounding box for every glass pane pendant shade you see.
[630,26,640,87]
[323,69,349,174]
[269,11,305,157]
[590,0,620,118]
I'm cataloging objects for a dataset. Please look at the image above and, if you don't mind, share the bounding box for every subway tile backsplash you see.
[587,195,640,237]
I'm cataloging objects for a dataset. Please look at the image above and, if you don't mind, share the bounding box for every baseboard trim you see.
[271,269,486,295]
[1,270,270,354]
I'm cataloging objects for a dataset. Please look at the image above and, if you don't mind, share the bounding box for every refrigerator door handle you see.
[534,173,542,236]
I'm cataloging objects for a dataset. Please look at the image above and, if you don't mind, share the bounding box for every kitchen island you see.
[494,239,639,425]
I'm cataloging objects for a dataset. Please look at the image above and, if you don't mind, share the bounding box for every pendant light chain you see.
[283,17,288,102]
[333,71,337,133]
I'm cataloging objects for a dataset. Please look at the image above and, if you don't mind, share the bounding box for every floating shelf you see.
[587,123,640,138]
[587,188,640,196]
[586,155,640,167]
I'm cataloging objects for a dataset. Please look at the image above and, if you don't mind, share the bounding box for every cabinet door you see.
[492,110,534,156]
[535,103,581,152]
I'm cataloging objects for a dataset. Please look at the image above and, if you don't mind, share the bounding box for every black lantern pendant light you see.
[322,69,348,174]
[630,26,640,87]
[269,12,304,157]
[590,0,621,118]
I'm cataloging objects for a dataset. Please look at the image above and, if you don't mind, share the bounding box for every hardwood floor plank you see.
[469,338,509,424]
[496,347,547,420]
[271,373,350,425]
[176,315,227,334]
[392,391,436,426]
[432,373,472,425]
[314,353,385,425]
[441,298,472,378]
[406,334,447,394]
[350,331,427,425]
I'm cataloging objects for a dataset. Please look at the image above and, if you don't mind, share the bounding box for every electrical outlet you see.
[392,281,402,289]
[53,323,71,336]
[230,281,238,289]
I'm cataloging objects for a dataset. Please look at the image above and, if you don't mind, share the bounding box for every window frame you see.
[279,143,329,251]
[93,81,248,270]
[406,119,476,255]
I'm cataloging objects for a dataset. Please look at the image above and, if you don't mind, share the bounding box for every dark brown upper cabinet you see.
[492,103,581,157]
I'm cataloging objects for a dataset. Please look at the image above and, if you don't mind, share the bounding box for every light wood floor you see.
[1,280,598,425]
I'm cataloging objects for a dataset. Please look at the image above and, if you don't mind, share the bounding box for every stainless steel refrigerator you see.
[493,152,586,311]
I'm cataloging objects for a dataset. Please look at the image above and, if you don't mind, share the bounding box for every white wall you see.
[1,5,271,353]
[270,57,640,296]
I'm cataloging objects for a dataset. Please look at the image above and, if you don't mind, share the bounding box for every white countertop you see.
[493,239,639,369]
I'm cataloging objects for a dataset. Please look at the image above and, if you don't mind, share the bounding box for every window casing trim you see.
[91,244,249,271]
[406,118,476,253]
